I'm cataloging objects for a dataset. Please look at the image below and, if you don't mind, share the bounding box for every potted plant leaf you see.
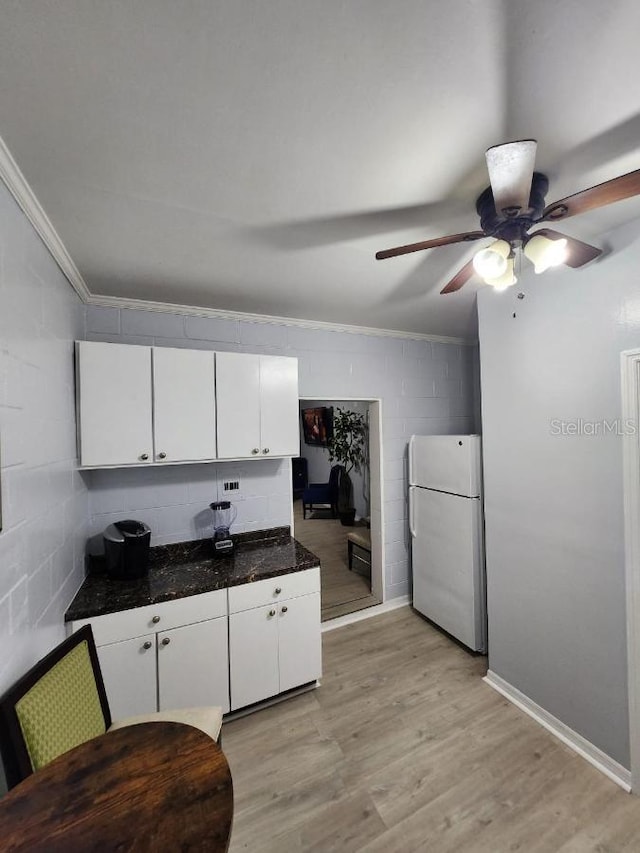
[327,407,367,526]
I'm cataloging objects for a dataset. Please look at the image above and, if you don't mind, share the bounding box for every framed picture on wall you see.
[301,407,333,447]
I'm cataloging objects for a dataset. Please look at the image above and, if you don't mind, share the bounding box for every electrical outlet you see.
[223,480,240,492]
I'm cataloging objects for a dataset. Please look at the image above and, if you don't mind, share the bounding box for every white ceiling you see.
[2,0,640,338]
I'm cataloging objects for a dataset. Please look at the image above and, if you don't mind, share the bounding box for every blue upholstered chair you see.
[302,465,343,519]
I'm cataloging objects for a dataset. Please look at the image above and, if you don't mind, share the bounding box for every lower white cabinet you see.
[229,606,281,710]
[97,634,157,719]
[229,568,322,710]
[70,569,321,719]
[157,618,229,712]
[278,592,322,694]
[70,589,230,718]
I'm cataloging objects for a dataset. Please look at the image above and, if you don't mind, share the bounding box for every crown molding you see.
[0,133,91,301]
[0,132,475,346]
[85,293,475,345]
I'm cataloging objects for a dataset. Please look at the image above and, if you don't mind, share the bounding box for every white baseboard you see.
[321,596,410,632]
[484,670,631,792]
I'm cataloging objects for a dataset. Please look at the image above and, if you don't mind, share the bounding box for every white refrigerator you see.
[408,434,486,653]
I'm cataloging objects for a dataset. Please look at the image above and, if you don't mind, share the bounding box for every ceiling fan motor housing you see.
[477,172,549,244]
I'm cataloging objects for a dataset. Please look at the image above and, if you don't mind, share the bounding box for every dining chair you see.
[0,625,223,790]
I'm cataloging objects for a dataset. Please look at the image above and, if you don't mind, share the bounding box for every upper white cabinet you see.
[215,353,261,460]
[216,352,299,459]
[259,356,301,457]
[152,347,216,463]
[77,341,153,467]
[76,342,298,468]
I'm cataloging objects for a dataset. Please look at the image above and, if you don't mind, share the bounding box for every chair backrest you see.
[0,625,111,789]
[328,464,343,488]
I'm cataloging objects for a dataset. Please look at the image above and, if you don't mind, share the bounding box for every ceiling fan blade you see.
[440,260,476,294]
[485,139,537,218]
[375,231,485,260]
[541,169,640,222]
[533,228,602,268]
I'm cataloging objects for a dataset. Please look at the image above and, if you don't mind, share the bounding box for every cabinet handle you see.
[252,448,260,455]
[140,453,149,461]
[275,587,282,595]
[152,615,160,624]
[143,641,152,650]
[263,448,270,454]
[161,637,170,646]
[158,451,167,460]
[281,606,288,614]
[268,609,276,617]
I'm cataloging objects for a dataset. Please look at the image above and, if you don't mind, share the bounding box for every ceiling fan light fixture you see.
[472,239,511,280]
[524,234,568,274]
[485,257,516,291]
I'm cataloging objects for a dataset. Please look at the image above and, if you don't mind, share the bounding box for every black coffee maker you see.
[103,520,151,579]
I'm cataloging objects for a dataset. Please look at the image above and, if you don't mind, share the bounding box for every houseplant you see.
[327,407,367,526]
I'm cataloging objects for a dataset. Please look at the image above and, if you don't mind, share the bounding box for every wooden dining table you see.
[0,721,233,852]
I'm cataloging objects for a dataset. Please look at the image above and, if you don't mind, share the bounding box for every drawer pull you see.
[268,609,276,617]
[275,587,282,595]
[262,448,270,454]
[140,453,149,461]
[252,448,260,455]
[281,606,288,614]
[161,637,171,646]
[152,615,161,624]
[143,641,152,650]
[158,451,167,460]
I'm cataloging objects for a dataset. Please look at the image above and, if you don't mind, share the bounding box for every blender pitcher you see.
[210,501,238,555]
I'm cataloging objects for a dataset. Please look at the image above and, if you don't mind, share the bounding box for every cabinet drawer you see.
[228,567,320,614]
[70,588,228,645]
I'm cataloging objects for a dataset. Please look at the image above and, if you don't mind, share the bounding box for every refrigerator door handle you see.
[409,488,416,538]
[408,435,415,485]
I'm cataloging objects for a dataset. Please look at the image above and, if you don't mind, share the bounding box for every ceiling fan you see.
[375,140,640,294]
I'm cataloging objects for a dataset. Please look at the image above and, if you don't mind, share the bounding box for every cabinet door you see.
[152,347,216,463]
[229,605,279,710]
[157,618,230,714]
[278,592,322,693]
[216,352,261,459]
[77,341,153,466]
[259,356,300,457]
[97,634,157,720]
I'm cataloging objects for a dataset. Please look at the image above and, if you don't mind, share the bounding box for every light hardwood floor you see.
[223,607,640,852]
[292,499,380,621]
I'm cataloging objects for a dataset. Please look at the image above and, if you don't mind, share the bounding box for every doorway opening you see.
[292,398,384,622]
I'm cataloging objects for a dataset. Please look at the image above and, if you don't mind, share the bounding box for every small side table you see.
[347,528,371,577]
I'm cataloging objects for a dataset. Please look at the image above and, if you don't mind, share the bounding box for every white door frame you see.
[295,397,385,604]
[621,348,640,792]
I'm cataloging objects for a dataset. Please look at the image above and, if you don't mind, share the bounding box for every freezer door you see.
[410,486,486,652]
[408,435,481,497]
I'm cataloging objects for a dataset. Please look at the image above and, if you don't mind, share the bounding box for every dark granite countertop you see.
[65,527,321,622]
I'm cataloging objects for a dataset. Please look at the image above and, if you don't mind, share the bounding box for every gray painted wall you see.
[0,183,88,791]
[477,217,640,769]
[85,305,477,600]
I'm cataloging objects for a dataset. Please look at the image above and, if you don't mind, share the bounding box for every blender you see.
[209,501,238,555]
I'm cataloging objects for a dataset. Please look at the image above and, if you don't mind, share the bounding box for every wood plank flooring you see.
[222,607,640,852]
[292,499,380,621]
